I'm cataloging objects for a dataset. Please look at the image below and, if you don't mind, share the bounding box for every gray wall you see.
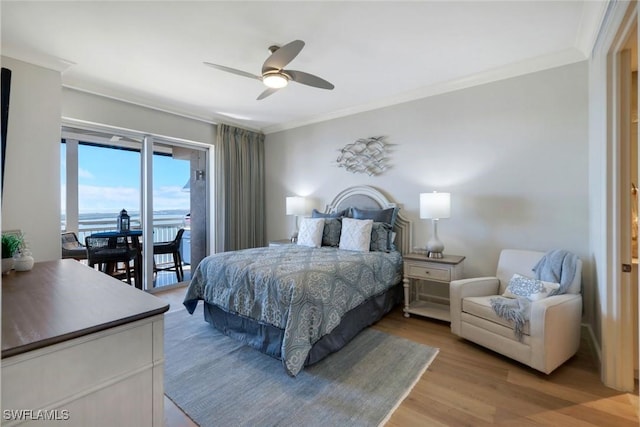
[265,62,590,320]
[1,57,62,261]
[62,88,216,145]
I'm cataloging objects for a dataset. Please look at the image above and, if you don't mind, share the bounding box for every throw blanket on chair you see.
[531,249,578,295]
[491,250,578,341]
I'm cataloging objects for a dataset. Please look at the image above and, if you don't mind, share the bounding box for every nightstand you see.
[403,253,465,321]
[268,239,296,247]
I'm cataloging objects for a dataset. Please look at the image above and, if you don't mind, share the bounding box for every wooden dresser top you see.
[2,259,170,358]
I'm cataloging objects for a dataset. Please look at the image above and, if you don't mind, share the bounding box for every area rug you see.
[164,308,439,427]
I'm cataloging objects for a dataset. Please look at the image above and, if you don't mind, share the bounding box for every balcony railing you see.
[62,215,189,266]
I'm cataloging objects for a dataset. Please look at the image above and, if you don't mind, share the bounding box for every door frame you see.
[61,117,213,291]
[598,1,639,391]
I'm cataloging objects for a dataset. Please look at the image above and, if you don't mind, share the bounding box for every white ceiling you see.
[1,1,607,134]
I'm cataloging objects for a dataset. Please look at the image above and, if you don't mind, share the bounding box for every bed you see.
[183,185,412,376]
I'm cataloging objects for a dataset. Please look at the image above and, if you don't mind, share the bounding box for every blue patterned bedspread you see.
[183,245,403,375]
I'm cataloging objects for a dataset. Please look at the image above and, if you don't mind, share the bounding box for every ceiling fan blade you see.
[203,62,261,81]
[257,88,280,100]
[285,70,334,90]
[262,40,305,73]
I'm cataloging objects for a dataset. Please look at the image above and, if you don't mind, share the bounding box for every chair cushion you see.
[462,296,530,336]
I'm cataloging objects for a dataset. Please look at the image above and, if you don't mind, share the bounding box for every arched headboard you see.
[325,185,412,254]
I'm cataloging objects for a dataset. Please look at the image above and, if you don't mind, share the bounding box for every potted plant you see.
[2,233,23,274]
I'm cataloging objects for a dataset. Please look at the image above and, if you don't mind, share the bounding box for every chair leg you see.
[153,256,157,278]
[177,252,184,282]
[124,260,132,285]
[172,251,183,282]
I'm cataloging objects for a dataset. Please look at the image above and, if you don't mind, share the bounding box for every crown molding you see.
[1,48,75,73]
[62,83,262,133]
[574,0,611,57]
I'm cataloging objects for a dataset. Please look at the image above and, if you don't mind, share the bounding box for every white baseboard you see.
[582,322,601,368]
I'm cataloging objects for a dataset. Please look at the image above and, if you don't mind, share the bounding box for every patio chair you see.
[153,228,185,282]
[61,232,87,260]
[85,235,138,285]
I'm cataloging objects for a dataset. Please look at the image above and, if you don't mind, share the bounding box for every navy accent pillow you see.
[351,207,398,227]
[370,222,392,252]
[321,218,342,247]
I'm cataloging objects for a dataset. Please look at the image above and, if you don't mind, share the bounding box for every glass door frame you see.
[61,118,213,292]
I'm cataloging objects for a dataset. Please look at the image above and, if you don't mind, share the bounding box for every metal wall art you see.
[336,136,390,176]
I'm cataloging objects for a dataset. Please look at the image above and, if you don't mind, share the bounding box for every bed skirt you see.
[202,282,403,367]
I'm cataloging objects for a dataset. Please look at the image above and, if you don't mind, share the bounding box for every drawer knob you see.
[424,270,430,274]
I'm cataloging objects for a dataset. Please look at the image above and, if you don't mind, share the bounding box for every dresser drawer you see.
[406,264,451,281]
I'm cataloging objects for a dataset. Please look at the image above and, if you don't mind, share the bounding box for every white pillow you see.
[339,218,373,252]
[503,273,560,301]
[296,217,325,248]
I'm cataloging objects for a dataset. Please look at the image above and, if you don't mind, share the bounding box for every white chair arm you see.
[450,277,500,299]
[450,277,500,336]
[529,294,583,373]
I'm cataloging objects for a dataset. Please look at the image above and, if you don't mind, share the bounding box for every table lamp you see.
[286,196,306,242]
[420,192,450,258]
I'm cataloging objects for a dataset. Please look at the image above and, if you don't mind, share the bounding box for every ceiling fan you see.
[204,40,335,100]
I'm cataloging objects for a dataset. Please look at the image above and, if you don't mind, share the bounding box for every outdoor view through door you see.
[61,130,208,290]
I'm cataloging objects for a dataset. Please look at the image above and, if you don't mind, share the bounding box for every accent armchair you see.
[449,249,583,374]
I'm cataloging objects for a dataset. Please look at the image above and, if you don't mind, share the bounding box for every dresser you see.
[1,260,169,427]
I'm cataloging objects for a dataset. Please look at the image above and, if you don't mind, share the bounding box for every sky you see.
[61,143,190,214]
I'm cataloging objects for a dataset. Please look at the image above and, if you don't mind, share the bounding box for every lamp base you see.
[426,219,445,259]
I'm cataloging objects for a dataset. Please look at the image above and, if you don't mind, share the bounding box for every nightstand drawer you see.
[406,264,450,281]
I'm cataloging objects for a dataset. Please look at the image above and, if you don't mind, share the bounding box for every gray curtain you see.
[215,124,266,252]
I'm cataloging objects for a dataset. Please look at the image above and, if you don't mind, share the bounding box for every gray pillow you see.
[351,207,398,227]
[322,218,342,247]
[370,222,393,252]
[312,208,347,219]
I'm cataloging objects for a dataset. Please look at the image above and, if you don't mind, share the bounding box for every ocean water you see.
[61,210,189,230]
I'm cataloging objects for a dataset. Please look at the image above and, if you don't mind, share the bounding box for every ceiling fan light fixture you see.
[263,73,289,89]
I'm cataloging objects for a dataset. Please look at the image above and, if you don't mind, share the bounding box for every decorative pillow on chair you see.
[297,217,325,248]
[339,218,373,252]
[503,273,560,301]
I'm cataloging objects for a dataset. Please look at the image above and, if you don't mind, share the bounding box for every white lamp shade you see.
[420,192,451,219]
[286,196,306,216]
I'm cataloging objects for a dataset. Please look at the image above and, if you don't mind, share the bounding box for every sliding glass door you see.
[61,126,210,291]
[149,140,208,288]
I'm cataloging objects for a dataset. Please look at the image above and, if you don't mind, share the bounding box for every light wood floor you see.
[156,287,639,427]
